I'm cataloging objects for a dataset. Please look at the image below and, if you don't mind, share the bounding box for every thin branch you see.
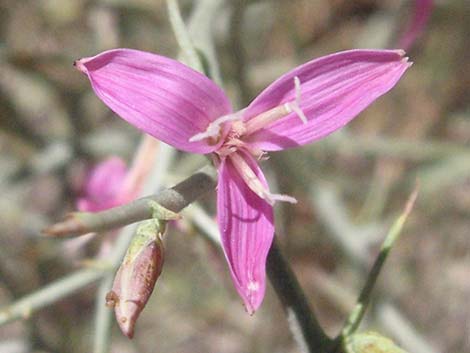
[319,132,469,162]
[93,274,114,353]
[340,187,418,339]
[310,183,383,269]
[43,166,217,238]
[0,267,108,326]
[166,0,204,72]
[267,237,332,353]
[187,0,226,85]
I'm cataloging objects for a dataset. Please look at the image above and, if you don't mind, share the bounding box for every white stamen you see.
[229,153,297,206]
[284,76,308,124]
[189,113,242,142]
[243,105,290,136]
[270,193,298,204]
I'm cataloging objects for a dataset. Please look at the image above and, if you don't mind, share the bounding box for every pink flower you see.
[397,0,433,50]
[77,138,158,213]
[75,48,410,313]
[77,157,129,212]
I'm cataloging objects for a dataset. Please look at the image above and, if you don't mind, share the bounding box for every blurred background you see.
[0,0,469,352]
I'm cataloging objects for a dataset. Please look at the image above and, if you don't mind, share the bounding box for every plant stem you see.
[43,166,217,238]
[341,187,418,338]
[319,132,469,162]
[93,274,114,353]
[267,237,331,353]
[0,267,107,326]
[166,0,204,72]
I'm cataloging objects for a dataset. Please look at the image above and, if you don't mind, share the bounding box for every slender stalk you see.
[43,166,217,238]
[267,237,331,353]
[341,187,418,338]
[0,268,107,326]
[166,0,204,72]
[187,0,225,85]
[93,275,114,353]
[319,132,469,162]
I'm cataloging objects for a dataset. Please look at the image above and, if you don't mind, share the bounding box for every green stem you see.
[267,237,331,353]
[0,268,107,326]
[341,188,418,338]
[93,274,114,353]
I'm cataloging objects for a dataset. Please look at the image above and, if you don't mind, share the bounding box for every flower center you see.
[189,76,307,156]
[189,76,307,206]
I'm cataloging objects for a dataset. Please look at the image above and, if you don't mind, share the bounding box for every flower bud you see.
[106,220,165,338]
[344,331,408,353]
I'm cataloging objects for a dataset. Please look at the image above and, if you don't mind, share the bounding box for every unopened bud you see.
[107,220,165,338]
[344,331,408,353]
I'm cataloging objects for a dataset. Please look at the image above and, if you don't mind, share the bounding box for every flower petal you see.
[244,49,411,151]
[75,49,232,154]
[77,157,128,212]
[217,153,274,314]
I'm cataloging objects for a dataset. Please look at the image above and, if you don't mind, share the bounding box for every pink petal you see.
[217,153,274,314]
[75,49,232,154]
[77,157,128,212]
[244,50,411,151]
[397,0,433,50]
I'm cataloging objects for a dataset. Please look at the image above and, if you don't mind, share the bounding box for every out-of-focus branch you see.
[187,0,226,85]
[93,274,114,353]
[414,153,470,196]
[310,183,383,268]
[318,132,469,162]
[43,166,217,238]
[0,267,108,326]
[166,0,204,72]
